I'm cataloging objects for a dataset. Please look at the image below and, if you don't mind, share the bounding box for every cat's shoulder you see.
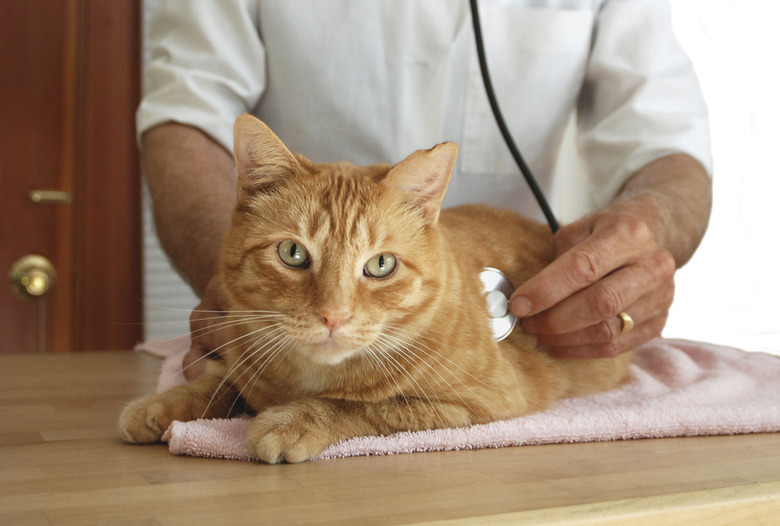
[440,204,551,239]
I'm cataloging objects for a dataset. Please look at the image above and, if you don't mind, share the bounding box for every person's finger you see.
[182,347,209,380]
[521,249,675,336]
[511,241,630,318]
[183,308,218,381]
[189,304,225,344]
[510,214,660,319]
[540,313,668,359]
[183,276,228,380]
[530,281,674,348]
[551,213,591,257]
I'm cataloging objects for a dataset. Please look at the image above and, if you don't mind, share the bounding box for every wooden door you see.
[0,0,142,353]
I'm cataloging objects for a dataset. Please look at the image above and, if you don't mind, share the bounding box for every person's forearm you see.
[612,153,712,268]
[510,153,711,357]
[141,123,237,296]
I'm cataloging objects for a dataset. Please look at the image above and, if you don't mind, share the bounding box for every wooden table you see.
[1,352,779,525]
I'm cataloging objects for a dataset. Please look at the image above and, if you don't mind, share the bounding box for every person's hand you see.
[509,201,676,359]
[183,275,229,380]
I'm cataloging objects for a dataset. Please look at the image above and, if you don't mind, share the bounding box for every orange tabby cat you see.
[119,114,632,463]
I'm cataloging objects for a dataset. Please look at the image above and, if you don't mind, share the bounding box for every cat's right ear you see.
[384,142,458,225]
[233,114,299,198]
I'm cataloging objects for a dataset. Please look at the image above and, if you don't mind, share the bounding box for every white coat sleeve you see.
[136,0,265,152]
[577,0,712,208]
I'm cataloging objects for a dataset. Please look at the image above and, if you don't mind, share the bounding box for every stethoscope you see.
[480,268,517,341]
[469,0,560,341]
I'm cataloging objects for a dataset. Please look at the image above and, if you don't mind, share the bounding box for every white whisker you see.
[380,326,492,415]
[373,340,447,426]
[227,335,294,416]
[361,343,412,421]
[199,320,289,417]
[385,324,502,394]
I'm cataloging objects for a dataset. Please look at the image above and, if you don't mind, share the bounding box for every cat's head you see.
[218,114,458,366]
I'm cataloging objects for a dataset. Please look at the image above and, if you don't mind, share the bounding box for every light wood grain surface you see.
[1,352,778,525]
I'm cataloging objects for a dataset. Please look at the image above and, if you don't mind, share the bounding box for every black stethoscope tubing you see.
[469,0,561,233]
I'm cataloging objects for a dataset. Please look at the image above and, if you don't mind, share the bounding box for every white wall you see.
[664,0,780,353]
[142,0,780,354]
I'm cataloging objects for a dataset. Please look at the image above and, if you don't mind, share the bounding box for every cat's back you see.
[439,204,555,287]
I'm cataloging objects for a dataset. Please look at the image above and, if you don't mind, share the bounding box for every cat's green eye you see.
[364,253,397,278]
[277,240,310,269]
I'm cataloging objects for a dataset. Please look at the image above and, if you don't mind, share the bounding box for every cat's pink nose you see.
[318,308,352,335]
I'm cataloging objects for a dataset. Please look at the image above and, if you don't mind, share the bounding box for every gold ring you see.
[618,312,634,336]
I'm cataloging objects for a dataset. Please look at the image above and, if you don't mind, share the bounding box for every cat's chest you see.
[227,353,336,400]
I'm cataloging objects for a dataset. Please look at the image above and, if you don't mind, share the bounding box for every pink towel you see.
[135,338,780,461]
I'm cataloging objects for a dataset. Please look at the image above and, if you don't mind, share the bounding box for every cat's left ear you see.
[384,142,458,225]
[233,114,299,198]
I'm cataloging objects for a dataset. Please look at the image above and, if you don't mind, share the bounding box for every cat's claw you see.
[247,404,333,464]
[118,397,171,444]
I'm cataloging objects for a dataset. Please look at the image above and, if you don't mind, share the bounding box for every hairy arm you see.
[142,123,237,377]
[142,122,236,295]
[613,154,712,267]
[510,153,712,358]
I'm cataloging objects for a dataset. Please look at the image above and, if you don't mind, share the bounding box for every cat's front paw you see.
[119,372,237,445]
[118,395,175,444]
[247,401,337,464]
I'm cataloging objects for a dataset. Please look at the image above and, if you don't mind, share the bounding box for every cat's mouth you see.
[284,319,375,366]
[300,323,382,366]
[300,338,361,365]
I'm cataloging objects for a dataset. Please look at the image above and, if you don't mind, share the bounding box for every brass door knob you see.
[8,254,57,300]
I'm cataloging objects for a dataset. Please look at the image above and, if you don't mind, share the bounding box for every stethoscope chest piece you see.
[480,267,518,342]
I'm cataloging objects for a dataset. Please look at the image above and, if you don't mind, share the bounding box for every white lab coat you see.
[138,0,711,220]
